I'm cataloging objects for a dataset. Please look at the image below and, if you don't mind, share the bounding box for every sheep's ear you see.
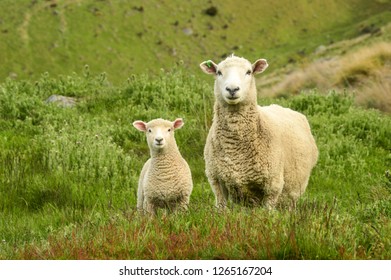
[252,59,268,74]
[200,60,217,75]
[133,121,147,132]
[173,118,184,130]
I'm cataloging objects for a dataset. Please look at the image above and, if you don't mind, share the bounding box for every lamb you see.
[200,55,319,209]
[133,118,193,215]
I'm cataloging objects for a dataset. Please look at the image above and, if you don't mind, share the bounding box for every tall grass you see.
[259,42,391,113]
[0,71,390,259]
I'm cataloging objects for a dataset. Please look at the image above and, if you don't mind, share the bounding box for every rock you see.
[183,27,193,36]
[360,24,381,35]
[132,6,144,12]
[204,6,218,16]
[46,95,77,108]
[315,45,326,54]
[8,72,18,79]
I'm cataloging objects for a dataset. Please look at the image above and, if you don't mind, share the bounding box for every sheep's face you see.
[200,56,268,105]
[215,60,253,105]
[133,118,184,153]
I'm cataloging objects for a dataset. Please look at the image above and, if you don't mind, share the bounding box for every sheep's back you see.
[258,104,319,176]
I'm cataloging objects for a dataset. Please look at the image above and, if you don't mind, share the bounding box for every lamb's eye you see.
[168,128,171,132]
[217,70,222,76]
[148,129,152,133]
[246,70,252,75]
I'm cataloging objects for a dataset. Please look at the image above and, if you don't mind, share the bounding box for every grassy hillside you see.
[1,0,391,260]
[257,26,391,113]
[1,0,391,83]
[0,71,390,259]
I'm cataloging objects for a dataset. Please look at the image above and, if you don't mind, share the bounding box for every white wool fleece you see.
[200,55,318,209]
[133,118,193,215]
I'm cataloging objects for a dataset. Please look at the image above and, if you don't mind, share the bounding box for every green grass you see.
[0,0,391,259]
[1,0,391,260]
[1,0,391,83]
[0,70,390,259]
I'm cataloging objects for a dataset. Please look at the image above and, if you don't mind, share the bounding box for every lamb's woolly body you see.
[140,154,192,209]
[134,118,193,214]
[202,55,318,208]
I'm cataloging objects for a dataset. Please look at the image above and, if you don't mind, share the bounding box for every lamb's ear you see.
[252,59,268,74]
[133,121,147,132]
[173,118,184,130]
[200,60,218,75]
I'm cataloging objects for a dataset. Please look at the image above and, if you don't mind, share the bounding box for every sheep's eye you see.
[217,70,222,76]
[168,128,171,132]
[246,70,252,75]
[148,129,152,133]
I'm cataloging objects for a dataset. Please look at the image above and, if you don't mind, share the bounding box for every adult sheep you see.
[200,55,318,209]
[133,118,193,215]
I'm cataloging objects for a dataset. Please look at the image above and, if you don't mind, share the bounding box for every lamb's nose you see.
[226,86,240,96]
[155,137,163,143]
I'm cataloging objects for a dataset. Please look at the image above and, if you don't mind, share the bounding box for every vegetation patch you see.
[1,0,390,83]
[1,72,390,259]
[258,39,391,113]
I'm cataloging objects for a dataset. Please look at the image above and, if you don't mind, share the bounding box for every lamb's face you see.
[200,56,268,105]
[146,122,172,151]
[133,118,184,154]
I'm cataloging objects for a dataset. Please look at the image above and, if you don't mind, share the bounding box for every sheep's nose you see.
[226,86,240,96]
[155,137,163,144]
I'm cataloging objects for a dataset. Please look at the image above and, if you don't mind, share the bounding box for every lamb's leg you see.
[137,160,150,213]
[137,183,144,212]
[290,199,297,211]
[210,178,228,208]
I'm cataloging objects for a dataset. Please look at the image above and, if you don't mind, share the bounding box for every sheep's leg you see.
[287,175,310,211]
[144,200,157,216]
[173,196,190,213]
[264,174,284,210]
[264,192,281,210]
[210,179,228,208]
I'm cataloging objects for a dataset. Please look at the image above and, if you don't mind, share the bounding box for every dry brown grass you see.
[355,69,391,113]
[338,42,391,86]
[259,41,391,113]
